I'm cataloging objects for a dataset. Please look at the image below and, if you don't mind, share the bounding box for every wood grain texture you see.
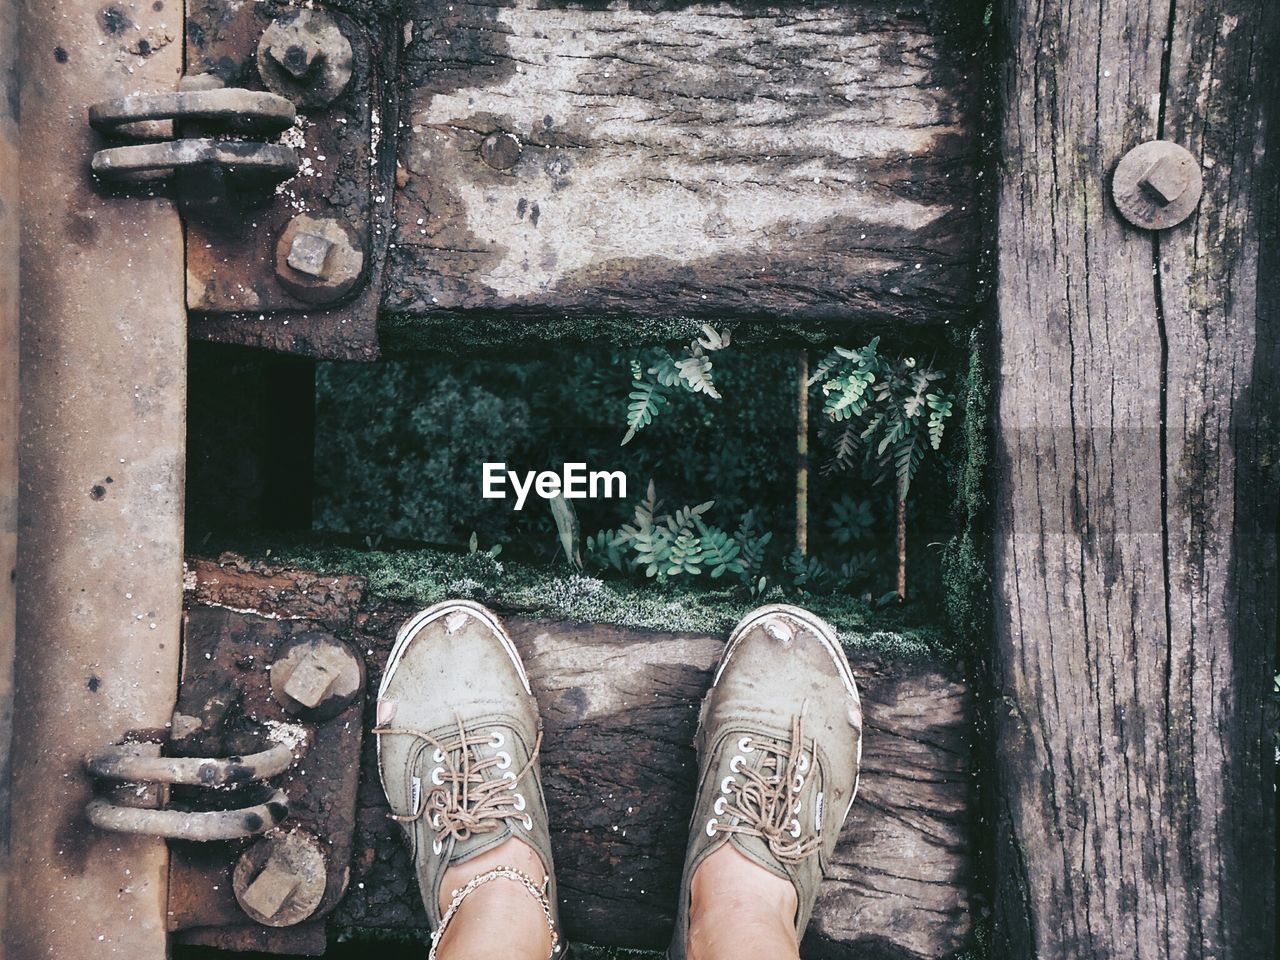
[992,2,1278,958]
[336,605,975,958]
[384,0,980,328]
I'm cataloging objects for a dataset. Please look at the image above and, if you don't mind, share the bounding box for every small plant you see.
[621,325,732,444]
[586,480,746,582]
[811,338,956,601]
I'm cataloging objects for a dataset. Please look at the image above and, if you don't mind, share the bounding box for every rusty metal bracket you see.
[89,88,296,136]
[85,736,304,788]
[85,789,290,841]
[91,139,299,181]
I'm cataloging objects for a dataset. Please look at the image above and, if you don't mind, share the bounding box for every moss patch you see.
[253,540,949,662]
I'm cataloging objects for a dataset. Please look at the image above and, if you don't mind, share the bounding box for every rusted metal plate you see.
[184,0,397,360]
[384,0,980,331]
[165,601,365,942]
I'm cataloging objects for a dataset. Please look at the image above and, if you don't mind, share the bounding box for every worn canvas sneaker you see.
[669,604,863,959]
[374,600,564,957]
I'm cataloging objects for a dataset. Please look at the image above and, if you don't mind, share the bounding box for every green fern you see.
[665,532,704,576]
[621,380,669,445]
[926,392,955,449]
[732,510,773,582]
[585,529,627,573]
[695,518,746,578]
[618,324,732,444]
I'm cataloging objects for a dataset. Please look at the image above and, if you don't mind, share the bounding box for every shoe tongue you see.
[726,831,794,884]
[445,820,516,867]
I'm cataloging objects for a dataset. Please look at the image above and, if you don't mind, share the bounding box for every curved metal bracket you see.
[89,89,296,136]
[85,788,290,841]
[85,736,304,787]
[91,138,298,181]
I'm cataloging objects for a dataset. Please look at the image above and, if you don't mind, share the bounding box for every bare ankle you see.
[687,845,799,960]
[435,837,553,960]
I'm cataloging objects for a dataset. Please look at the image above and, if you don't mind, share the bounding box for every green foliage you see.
[248,538,948,661]
[811,340,956,502]
[620,324,732,445]
[827,494,875,545]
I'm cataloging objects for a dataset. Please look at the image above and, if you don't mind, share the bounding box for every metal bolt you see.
[275,214,366,305]
[269,634,364,719]
[270,39,323,81]
[256,11,353,109]
[481,132,523,171]
[1140,154,1191,205]
[1112,140,1203,230]
[286,232,335,278]
[233,831,328,927]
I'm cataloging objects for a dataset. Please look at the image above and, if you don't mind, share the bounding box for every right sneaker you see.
[374,599,565,957]
[669,604,863,959]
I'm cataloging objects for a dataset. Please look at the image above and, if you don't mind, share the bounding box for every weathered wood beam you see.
[385,0,980,330]
[992,2,1278,958]
[186,557,975,959]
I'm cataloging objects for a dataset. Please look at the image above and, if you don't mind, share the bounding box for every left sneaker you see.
[373,599,564,956]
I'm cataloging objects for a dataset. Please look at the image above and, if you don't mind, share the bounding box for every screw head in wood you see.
[481,132,523,171]
[1112,140,1202,230]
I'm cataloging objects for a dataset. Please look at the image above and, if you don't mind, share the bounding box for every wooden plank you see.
[385,0,980,329]
[991,2,1278,958]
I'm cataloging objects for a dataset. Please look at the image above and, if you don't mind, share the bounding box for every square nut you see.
[286,232,335,278]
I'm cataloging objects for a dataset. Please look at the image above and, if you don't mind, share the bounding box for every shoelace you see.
[375,713,542,851]
[709,713,821,863]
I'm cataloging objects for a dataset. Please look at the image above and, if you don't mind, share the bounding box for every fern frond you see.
[621,381,668,445]
[665,532,704,576]
[675,353,721,399]
[695,518,745,578]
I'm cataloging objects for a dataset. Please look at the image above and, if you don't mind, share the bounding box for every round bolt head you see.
[233,831,328,927]
[1112,140,1202,230]
[275,214,366,305]
[481,131,523,171]
[256,10,353,109]
[270,634,364,720]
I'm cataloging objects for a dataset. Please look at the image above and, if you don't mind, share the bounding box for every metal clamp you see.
[84,727,307,841]
[85,789,290,841]
[88,77,299,187]
[85,739,301,787]
[91,139,298,180]
[89,88,296,136]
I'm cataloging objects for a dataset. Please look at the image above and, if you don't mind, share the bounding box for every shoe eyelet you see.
[490,731,505,748]
[737,736,755,754]
[730,755,745,773]
[792,773,805,792]
[503,771,517,782]
[512,793,527,811]
[431,767,445,785]
[432,837,443,855]
[704,818,718,837]
[713,797,727,815]
[720,775,736,794]
[797,754,810,773]
[789,819,801,838]
[432,748,445,763]
[495,751,512,770]
[792,801,801,814]
[521,814,533,830]
[430,812,442,828]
